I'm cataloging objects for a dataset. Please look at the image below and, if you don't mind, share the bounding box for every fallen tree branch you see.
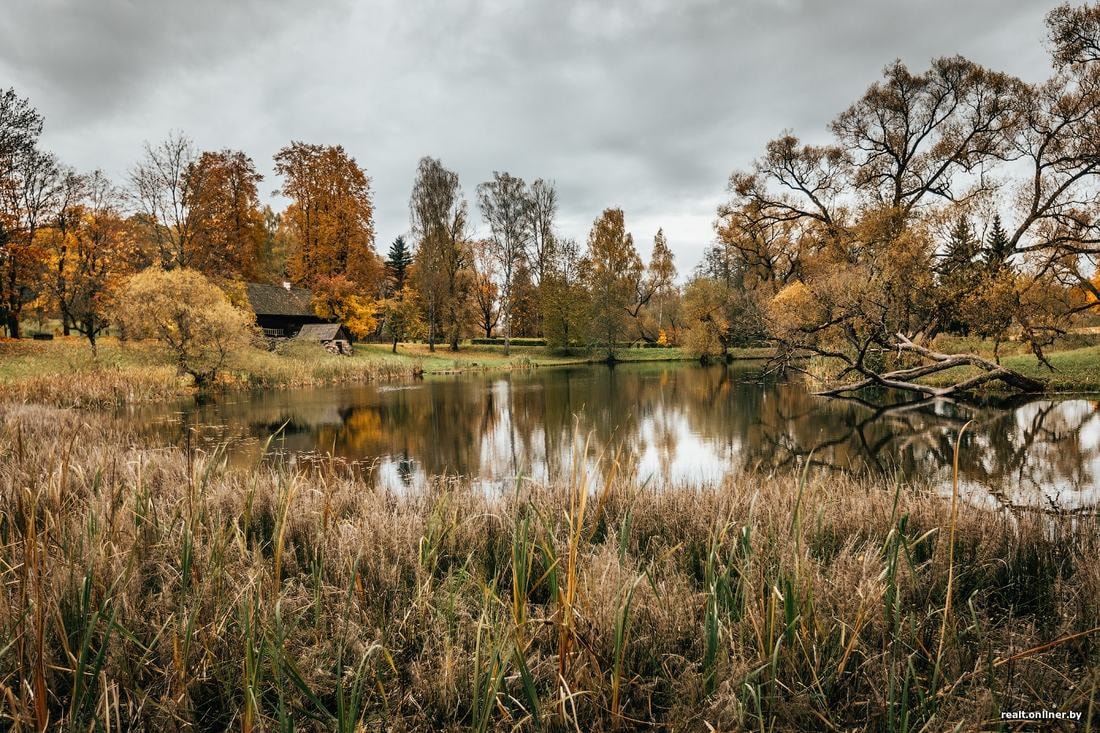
[814,333,1046,398]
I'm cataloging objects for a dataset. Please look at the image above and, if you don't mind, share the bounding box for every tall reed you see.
[0,403,1097,730]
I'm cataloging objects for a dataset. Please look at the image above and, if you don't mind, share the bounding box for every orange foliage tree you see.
[0,88,57,338]
[46,170,133,352]
[273,142,383,298]
[184,150,266,281]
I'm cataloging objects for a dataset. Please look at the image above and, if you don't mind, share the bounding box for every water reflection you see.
[117,363,1100,511]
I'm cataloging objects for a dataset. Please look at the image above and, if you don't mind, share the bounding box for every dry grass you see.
[0,404,1096,730]
[0,338,412,408]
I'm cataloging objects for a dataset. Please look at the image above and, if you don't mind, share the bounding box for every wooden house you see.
[246,282,327,338]
[295,323,354,355]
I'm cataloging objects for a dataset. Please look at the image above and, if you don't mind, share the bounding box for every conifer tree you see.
[385,235,413,292]
[937,215,979,280]
[983,214,1013,273]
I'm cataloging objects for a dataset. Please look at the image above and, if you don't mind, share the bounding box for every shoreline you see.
[3,337,1099,409]
[0,338,770,407]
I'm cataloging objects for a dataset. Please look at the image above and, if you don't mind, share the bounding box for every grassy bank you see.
[0,337,769,408]
[0,338,412,408]
[0,405,1095,730]
[996,346,1100,392]
[923,336,1100,393]
[356,342,724,372]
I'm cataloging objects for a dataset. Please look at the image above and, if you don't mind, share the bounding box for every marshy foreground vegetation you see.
[1,404,1097,731]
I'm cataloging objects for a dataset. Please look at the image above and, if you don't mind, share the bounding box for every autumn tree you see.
[683,251,767,362]
[184,149,266,280]
[718,47,1083,397]
[2,158,57,339]
[409,156,471,351]
[274,142,383,296]
[470,237,500,338]
[509,259,539,337]
[0,88,60,338]
[130,131,196,269]
[583,208,640,359]
[477,171,530,354]
[259,205,293,281]
[48,168,84,336]
[958,271,1019,361]
[47,170,131,353]
[681,277,733,362]
[310,273,376,338]
[542,237,587,349]
[380,284,423,352]
[1047,2,1100,66]
[625,228,677,342]
[114,268,254,385]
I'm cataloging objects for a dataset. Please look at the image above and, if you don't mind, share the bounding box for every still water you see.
[118,362,1100,512]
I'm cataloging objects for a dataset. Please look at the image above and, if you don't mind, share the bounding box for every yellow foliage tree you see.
[311,273,377,339]
[114,268,255,385]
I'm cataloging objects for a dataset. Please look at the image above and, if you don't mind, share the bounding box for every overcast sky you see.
[0,0,1063,274]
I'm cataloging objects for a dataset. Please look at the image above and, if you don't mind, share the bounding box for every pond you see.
[117,361,1100,512]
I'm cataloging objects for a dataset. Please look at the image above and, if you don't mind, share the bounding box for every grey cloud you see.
[0,0,1061,274]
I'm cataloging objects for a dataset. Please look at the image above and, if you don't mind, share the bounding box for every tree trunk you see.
[6,315,19,339]
[392,336,398,353]
[815,333,1046,399]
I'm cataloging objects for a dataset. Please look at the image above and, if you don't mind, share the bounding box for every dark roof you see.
[246,282,315,317]
[295,323,350,341]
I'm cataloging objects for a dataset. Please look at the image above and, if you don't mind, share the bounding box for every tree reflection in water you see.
[120,363,1100,512]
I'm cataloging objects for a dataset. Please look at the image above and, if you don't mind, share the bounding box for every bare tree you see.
[130,131,196,269]
[525,178,557,285]
[477,171,531,355]
[410,156,471,351]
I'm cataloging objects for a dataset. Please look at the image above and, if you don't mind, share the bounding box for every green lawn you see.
[911,335,1100,393]
[356,342,779,373]
[998,345,1100,392]
[356,342,703,372]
